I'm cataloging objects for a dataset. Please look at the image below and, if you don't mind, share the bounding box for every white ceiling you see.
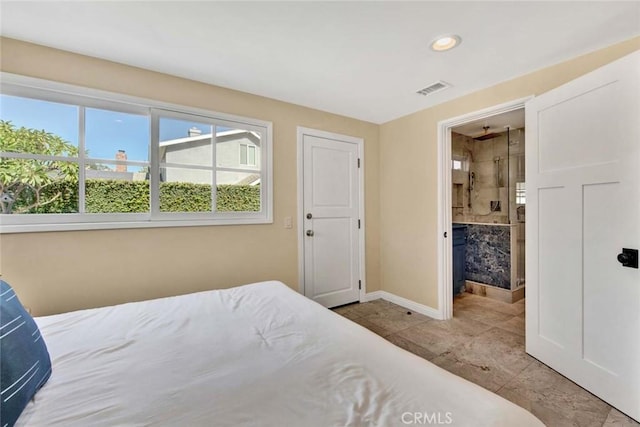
[454,109,525,138]
[1,1,638,124]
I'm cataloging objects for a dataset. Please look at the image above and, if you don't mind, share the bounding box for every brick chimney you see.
[115,150,127,172]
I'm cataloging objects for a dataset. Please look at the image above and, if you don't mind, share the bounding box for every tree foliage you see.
[0,120,79,213]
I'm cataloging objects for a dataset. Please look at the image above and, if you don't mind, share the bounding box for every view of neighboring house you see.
[160,127,261,186]
[86,127,261,186]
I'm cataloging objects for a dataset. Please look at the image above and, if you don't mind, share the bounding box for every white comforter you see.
[18,281,542,426]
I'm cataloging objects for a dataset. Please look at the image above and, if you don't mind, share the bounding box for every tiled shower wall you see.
[451,131,509,224]
[451,129,525,225]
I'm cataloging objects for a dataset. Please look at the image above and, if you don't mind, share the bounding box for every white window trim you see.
[0,73,273,233]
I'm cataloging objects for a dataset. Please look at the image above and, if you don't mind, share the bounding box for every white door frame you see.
[297,127,366,301]
[436,96,532,320]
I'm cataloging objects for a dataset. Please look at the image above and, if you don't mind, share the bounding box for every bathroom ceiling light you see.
[430,35,462,52]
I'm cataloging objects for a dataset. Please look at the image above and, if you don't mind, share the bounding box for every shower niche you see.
[451,115,526,303]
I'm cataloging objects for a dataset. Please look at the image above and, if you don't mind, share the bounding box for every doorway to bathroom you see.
[436,97,530,320]
[450,109,525,311]
[437,54,639,419]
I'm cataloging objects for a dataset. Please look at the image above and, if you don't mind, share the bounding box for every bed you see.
[9,280,542,426]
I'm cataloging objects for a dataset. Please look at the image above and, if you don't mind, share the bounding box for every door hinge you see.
[357,158,361,168]
[358,219,361,229]
[359,280,362,290]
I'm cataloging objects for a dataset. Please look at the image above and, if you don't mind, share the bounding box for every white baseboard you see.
[361,290,443,320]
[360,291,384,302]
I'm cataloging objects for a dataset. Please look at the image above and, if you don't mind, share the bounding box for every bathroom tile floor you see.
[332,293,639,427]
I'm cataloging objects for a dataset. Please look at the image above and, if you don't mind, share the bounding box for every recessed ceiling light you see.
[430,35,462,52]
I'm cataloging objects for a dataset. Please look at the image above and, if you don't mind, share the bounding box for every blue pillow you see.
[0,280,52,427]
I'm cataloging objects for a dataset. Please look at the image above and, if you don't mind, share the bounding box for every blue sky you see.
[0,94,214,171]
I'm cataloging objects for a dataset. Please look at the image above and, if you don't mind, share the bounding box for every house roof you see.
[235,174,261,186]
[159,129,260,148]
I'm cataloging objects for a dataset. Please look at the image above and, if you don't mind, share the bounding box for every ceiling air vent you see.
[416,80,451,96]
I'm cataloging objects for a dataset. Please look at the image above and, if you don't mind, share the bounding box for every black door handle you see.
[617,248,638,269]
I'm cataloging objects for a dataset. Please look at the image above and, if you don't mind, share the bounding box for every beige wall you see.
[2,35,638,316]
[379,36,640,309]
[0,37,381,315]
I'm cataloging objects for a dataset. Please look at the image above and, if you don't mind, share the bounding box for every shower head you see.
[474,125,500,141]
[474,133,500,141]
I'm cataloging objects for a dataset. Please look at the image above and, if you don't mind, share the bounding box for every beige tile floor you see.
[332,293,639,427]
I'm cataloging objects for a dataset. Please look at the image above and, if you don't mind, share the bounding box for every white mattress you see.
[18,281,543,426]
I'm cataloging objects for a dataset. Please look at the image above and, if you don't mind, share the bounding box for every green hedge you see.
[13,180,260,214]
[216,184,261,212]
[86,180,150,213]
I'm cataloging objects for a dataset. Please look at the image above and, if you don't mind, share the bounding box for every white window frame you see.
[0,73,273,233]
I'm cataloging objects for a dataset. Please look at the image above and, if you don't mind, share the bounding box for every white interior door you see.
[300,130,361,308]
[526,51,639,421]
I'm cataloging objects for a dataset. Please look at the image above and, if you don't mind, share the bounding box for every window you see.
[516,181,526,205]
[0,95,80,214]
[85,108,151,214]
[0,75,272,232]
[155,113,263,214]
[239,143,257,166]
[451,155,466,171]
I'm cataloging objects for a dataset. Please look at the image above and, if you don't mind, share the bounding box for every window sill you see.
[0,217,273,234]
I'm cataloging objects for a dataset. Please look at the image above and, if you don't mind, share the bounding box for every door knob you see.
[617,248,638,269]
[306,230,314,237]
[306,213,313,219]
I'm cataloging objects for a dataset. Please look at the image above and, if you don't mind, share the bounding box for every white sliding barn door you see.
[526,51,639,421]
